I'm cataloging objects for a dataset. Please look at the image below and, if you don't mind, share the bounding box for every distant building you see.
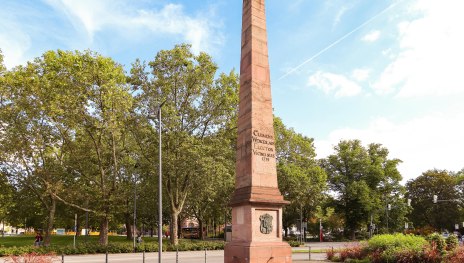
[0,222,27,235]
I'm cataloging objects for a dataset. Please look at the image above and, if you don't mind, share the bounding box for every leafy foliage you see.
[131,44,239,245]
[274,117,327,234]
[446,247,464,263]
[322,140,406,238]
[5,252,57,263]
[446,234,459,251]
[366,234,427,262]
[0,238,225,256]
[406,170,461,230]
[338,245,367,262]
[425,233,446,253]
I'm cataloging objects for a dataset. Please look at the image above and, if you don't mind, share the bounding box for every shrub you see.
[5,252,57,263]
[326,247,336,261]
[283,236,297,241]
[369,249,383,263]
[446,234,459,251]
[368,233,427,252]
[426,233,446,253]
[286,240,302,247]
[446,247,464,263]
[339,245,366,262]
[423,242,441,263]
[407,225,436,236]
[167,240,225,251]
[345,259,371,263]
[0,239,225,256]
[394,249,423,263]
[367,234,427,263]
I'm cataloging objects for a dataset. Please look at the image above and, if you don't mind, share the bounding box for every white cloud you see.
[43,0,223,54]
[0,0,224,68]
[308,71,362,98]
[373,0,464,97]
[315,107,464,182]
[333,6,348,27]
[362,30,381,42]
[352,68,370,82]
[0,27,31,69]
[0,8,32,68]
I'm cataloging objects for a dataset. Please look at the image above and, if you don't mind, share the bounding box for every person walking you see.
[34,232,43,246]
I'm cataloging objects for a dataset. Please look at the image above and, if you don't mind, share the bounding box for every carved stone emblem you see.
[259,213,273,234]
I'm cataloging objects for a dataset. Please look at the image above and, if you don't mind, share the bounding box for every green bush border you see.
[0,240,226,256]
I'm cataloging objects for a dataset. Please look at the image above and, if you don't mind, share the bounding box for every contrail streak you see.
[278,2,401,80]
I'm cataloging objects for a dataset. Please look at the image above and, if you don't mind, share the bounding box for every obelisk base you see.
[224,202,292,263]
[224,241,292,263]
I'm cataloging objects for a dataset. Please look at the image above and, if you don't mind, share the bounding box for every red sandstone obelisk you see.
[224,0,292,262]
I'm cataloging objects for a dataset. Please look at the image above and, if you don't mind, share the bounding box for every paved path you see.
[1,250,327,263]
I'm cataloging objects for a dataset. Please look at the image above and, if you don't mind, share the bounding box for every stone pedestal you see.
[224,205,291,263]
[224,0,292,262]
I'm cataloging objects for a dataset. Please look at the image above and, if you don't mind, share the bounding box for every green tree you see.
[406,170,461,231]
[32,50,134,245]
[131,44,239,245]
[0,59,75,245]
[322,140,405,239]
[6,185,45,231]
[0,51,11,229]
[274,117,327,236]
[0,171,14,235]
[0,49,5,74]
[185,131,235,239]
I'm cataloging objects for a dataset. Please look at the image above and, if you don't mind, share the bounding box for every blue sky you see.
[1,0,463,182]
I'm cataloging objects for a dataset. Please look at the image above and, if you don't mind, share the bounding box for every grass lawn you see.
[0,235,165,248]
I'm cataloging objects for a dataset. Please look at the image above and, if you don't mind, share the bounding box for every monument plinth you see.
[224,0,292,262]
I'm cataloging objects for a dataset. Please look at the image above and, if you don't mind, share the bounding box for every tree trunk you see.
[213,223,216,238]
[177,216,181,239]
[99,216,109,245]
[350,229,356,240]
[170,211,179,245]
[44,197,56,246]
[198,219,204,240]
[125,213,133,240]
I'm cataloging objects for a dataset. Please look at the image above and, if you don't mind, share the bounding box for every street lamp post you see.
[85,211,89,238]
[73,214,77,249]
[300,205,303,244]
[133,173,137,251]
[157,100,166,263]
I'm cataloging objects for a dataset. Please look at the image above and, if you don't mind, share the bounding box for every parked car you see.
[181,227,199,239]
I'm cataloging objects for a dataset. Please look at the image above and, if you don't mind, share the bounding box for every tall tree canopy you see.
[406,170,461,230]
[322,140,405,238]
[0,55,74,245]
[274,117,327,234]
[131,44,239,245]
[0,49,135,245]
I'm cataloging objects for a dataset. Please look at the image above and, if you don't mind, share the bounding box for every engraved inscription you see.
[259,213,273,234]
[252,129,275,162]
